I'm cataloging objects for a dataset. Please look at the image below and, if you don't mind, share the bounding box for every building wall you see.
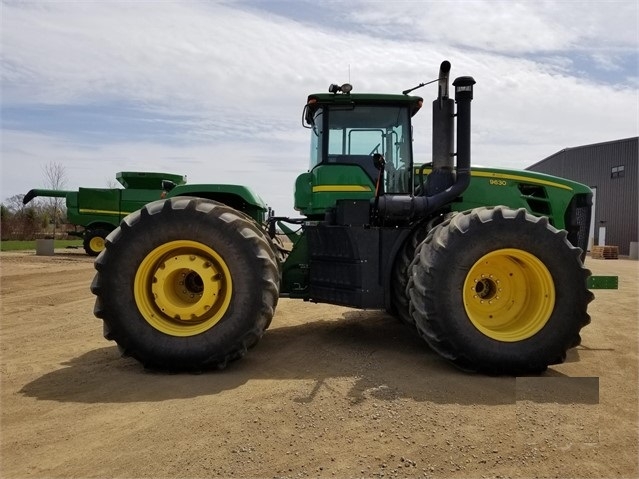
[527,137,638,256]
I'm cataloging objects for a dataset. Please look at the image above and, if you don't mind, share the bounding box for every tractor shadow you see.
[20,310,599,406]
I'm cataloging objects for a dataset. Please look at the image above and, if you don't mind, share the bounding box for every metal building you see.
[527,137,638,256]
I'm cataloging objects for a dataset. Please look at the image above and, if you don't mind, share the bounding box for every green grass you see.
[0,239,84,251]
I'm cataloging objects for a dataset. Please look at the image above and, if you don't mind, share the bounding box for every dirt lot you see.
[0,249,637,479]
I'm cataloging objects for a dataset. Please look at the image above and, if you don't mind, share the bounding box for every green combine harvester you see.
[92,61,602,375]
[23,171,186,255]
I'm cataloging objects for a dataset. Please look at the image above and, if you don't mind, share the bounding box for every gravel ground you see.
[0,250,637,478]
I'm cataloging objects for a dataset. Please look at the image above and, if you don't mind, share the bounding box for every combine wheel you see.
[84,228,110,256]
[408,206,593,375]
[91,197,280,371]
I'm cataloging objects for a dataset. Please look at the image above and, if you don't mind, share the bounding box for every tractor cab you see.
[293,87,423,217]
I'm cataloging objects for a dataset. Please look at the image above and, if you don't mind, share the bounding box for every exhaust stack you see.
[376,62,475,222]
[428,61,455,196]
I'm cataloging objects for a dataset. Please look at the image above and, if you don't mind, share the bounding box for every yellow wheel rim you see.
[463,248,555,342]
[89,236,105,253]
[134,240,233,337]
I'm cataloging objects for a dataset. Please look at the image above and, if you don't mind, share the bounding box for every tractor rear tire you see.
[91,197,280,371]
[408,206,593,375]
[84,228,110,256]
[390,216,443,326]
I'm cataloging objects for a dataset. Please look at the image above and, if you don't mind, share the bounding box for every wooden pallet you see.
[591,245,619,259]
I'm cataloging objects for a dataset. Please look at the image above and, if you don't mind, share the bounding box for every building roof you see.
[527,136,638,170]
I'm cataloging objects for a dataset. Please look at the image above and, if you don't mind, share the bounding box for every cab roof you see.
[307,93,424,117]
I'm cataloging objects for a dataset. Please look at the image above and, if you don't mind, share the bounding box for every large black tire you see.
[408,206,593,375]
[390,216,445,326]
[84,228,111,256]
[91,197,280,371]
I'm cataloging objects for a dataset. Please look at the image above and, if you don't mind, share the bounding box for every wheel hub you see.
[134,240,233,336]
[463,248,555,342]
[89,236,105,252]
[473,276,498,300]
[151,253,223,321]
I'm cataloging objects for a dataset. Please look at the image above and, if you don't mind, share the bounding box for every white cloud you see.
[346,0,638,54]
[1,0,638,217]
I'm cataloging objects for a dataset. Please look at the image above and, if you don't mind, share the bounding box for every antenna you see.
[348,64,351,83]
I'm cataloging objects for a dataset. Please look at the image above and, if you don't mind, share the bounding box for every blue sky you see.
[1,0,638,217]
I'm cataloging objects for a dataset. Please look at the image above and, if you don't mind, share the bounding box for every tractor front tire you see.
[84,228,110,256]
[408,206,593,375]
[91,197,280,371]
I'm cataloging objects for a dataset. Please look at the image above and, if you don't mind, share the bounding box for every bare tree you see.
[105,177,119,189]
[1,194,46,240]
[4,194,27,214]
[42,161,68,238]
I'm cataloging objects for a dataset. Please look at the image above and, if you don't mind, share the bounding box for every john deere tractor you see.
[91,61,594,375]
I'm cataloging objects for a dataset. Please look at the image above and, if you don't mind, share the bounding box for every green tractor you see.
[91,61,594,375]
